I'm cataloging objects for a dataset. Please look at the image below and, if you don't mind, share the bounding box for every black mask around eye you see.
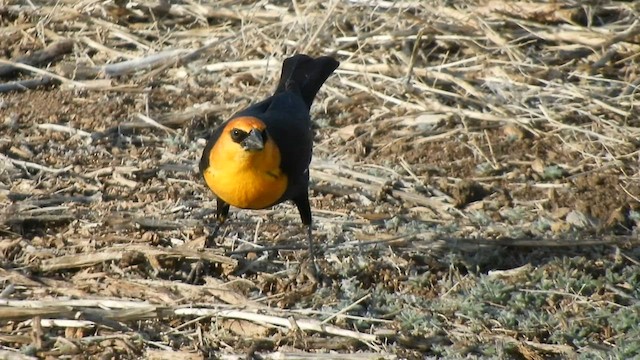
[230,128,248,143]
[233,128,265,151]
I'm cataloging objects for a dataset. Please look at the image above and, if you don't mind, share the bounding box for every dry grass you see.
[1,0,640,359]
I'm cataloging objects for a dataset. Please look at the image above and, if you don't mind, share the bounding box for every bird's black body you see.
[200,54,339,245]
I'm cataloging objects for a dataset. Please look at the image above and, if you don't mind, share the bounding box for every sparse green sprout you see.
[398,309,433,336]
[476,162,495,176]
[542,165,566,180]
[469,210,493,226]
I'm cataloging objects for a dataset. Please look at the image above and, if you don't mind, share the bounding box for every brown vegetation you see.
[1,1,639,358]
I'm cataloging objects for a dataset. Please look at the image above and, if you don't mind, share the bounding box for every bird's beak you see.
[241,128,264,151]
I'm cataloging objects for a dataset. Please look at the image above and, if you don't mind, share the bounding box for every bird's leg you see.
[293,194,321,283]
[204,218,223,248]
[189,199,230,284]
[306,222,315,258]
[189,219,225,283]
[204,199,230,248]
[300,222,320,284]
[293,193,315,256]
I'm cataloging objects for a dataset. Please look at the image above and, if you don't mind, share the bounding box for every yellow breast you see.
[203,165,287,209]
[203,118,288,209]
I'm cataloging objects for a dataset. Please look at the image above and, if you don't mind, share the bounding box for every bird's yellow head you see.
[203,116,286,209]
[207,116,281,172]
[226,117,269,152]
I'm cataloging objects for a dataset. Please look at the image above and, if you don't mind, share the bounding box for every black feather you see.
[274,54,340,110]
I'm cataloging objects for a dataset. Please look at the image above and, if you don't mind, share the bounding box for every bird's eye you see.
[230,128,247,143]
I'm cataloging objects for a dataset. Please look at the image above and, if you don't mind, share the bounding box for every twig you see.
[300,0,338,54]
[0,299,153,309]
[0,77,57,93]
[37,123,92,138]
[38,244,237,272]
[174,309,379,345]
[1,299,380,345]
[0,350,38,360]
[0,154,72,174]
[104,49,190,77]
[91,102,232,140]
[59,49,190,80]
[0,59,84,88]
[155,102,234,127]
[134,113,178,135]
[22,319,95,328]
[203,59,271,73]
[321,293,371,325]
[0,39,74,78]
[311,168,453,218]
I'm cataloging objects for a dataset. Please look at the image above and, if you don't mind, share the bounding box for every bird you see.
[199,54,339,254]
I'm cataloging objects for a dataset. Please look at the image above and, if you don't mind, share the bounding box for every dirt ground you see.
[1,1,640,359]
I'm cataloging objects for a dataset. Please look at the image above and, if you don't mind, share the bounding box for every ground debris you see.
[0,0,639,358]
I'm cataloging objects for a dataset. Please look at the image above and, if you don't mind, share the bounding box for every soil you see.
[1,1,640,358]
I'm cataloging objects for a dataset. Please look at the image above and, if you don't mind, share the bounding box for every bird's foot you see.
[186,260,205,284]
[297,256,322,286]
[203,222,222,248]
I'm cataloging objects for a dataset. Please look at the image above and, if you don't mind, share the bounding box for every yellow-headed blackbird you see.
[199,54,339,251]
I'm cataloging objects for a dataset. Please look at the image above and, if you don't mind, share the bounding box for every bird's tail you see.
[275,54,339,109]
